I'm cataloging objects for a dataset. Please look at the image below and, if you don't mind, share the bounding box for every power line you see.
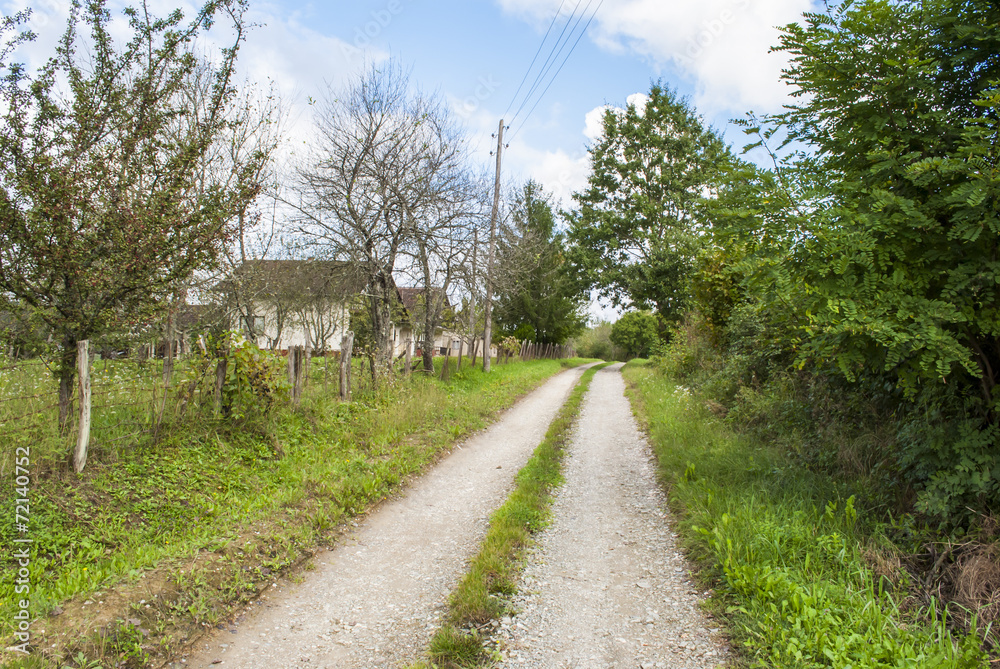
[507,0,605,143]
[502,0,571,121]
[507,0,587,126]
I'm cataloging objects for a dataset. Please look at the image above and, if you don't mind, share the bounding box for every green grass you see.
[622,362,987,669]
[0,356,585,668]
[422,362,610,669]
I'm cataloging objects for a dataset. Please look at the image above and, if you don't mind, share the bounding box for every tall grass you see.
[622,363,986,669]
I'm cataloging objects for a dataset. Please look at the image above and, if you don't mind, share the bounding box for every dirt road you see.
[493,364,729,668]
[181,365,590,669]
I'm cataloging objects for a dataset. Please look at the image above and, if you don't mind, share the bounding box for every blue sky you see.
[3,0,815,199]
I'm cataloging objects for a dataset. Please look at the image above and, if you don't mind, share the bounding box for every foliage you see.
[702,0,1000,520]
[572,321,621,361]
[0,1,265,422]
[568,83,732,323]
[623,365,987,668]
[494,181,587,345]
[610,311,659,359]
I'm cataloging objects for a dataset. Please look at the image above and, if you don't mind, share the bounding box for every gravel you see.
[491,363,731,669]
[179,365,590,669]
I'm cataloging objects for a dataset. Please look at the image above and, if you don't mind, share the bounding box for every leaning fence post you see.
[404,338,412,376]
[73,340,91,473]
[441,339,453,381]
[339,331,354,401]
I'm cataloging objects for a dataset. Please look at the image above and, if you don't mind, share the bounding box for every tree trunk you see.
[369,273,394,384]
[57,334,77,435]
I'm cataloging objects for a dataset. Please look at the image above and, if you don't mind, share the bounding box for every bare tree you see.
[293,62,468,384]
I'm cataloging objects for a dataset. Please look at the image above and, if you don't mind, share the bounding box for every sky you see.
[3,0,817,318]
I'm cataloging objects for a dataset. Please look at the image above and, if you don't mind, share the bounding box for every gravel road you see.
[180,365,590,669]
[492,363,730,669]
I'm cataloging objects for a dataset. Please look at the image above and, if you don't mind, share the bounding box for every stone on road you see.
[182,365,591,669]
[494,363,730,668]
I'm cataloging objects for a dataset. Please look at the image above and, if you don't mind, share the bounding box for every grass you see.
[0,355,592,668]
[419,362,610,669]
[621,361,987,669]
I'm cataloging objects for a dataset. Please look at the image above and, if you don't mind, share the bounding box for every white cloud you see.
[496,0,812,116]
[583,104,610,142]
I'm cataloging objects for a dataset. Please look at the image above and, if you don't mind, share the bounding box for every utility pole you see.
[483,119,504,372]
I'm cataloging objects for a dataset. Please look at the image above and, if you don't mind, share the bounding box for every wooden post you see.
[340,331,354,401]
[404,338,412,376]
[288,345,304,405]
[73,340,91,473]
[441,339,453,381]
[214,357,227,417]
[483,119,504,373]
[471,338,479,368]
[456,339,463,370]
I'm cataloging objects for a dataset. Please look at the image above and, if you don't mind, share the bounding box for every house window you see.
[439,346,447,355]
[452,340,461,351]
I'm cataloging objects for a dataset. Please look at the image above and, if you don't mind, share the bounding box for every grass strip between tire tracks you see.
[417,362,612,669]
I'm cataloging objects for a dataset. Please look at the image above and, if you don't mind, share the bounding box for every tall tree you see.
[569,83,732,324]
[494,181,586,345]
[0,0,262,429]
[294,63,466,383]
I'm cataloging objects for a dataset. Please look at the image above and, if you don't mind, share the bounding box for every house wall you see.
[250,303,350,352]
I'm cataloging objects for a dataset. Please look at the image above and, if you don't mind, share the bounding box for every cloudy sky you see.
[6,0,815,200]
[4,0,816,316]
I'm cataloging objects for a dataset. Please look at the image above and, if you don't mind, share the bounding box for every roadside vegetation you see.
[624,360,987,668]
[564,0,1000,662]
[415,363,609,669]
[0,357,584,669]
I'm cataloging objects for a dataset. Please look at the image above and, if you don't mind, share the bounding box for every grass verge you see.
[417,362,610,669]
[621,361,987,669]
[0,358,593,669]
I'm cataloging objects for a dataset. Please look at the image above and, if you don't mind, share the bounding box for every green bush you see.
[624,365,987,669]
[610,310,659,359]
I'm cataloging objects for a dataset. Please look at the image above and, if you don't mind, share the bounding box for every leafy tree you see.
[569,83,732,324]
[718,0,1000,516]
[610,311,659,359]
[0,1,262,431]
[494,181,586,345]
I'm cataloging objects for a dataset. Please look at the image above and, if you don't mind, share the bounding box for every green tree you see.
[0,0,262,430]
[569,83,732,324]
[719,0,1000,516]
[494,181,586,345]
[610,311,659,359]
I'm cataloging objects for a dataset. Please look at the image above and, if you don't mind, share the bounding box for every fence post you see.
[73,340,91,473]
[340,331,354,401]
[404,338,412,376]
[288,345,304,405]
[441,339,453,381]
[214,357,227,417]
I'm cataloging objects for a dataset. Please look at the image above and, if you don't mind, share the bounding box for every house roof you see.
[217,260,365,302]
[396,286,451,315]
